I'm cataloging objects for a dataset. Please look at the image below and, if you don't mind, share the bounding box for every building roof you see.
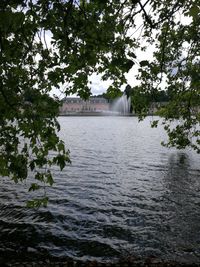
[62,97,108,103]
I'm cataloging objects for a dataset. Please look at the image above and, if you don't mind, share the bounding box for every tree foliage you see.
[0,0,199,205]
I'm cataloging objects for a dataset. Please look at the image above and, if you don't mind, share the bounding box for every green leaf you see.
[46,172,54,186]
[57,141,65,152]
[189,6,200,19]
[35,173,45,182]
[124,60,134,72]
[151,120,159,128]
[26,197,49,208]
[29,183,41,192]
[140,60,149,67]
[29,161,35,171]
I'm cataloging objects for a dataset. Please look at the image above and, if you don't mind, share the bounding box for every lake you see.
[0,116,200,264]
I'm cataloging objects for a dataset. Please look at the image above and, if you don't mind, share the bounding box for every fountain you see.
[111,94,131,115]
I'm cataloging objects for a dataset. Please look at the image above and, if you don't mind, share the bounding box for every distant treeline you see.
[94,86,170,103]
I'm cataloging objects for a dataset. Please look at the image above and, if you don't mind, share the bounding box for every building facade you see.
[60,97,110,115]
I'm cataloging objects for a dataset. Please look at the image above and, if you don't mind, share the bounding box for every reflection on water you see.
[161,153,200,262]
[0,117,199,263]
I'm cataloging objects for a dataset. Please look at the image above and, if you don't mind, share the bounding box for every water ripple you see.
[0,117,200,263]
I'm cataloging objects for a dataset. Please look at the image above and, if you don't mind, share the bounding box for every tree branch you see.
[138,0,155,28]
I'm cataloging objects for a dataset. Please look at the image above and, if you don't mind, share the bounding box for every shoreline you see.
[1,256,199,267]
[59,113,136,117]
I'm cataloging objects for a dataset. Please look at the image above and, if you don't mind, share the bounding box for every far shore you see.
[58,112,157,117]
[59,112,135,116]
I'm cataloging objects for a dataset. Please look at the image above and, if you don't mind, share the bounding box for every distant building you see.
[60,97,110,115]
[60,97,172,116]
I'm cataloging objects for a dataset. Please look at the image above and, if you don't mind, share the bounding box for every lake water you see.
[0,116,200,263]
